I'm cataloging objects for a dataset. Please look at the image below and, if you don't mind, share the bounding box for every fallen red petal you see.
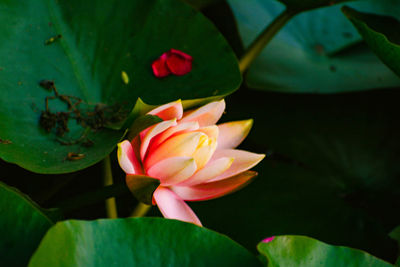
[169,48,193,61]
[152,53,171,78]
[166,53,192,76]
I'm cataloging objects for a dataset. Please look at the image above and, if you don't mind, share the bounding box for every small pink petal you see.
[166,53,192,76]
[117,140,142,175]
[153,187,202,226]
[180,100,225,127]
[262,236,275,243]
[152,53,171,78]
[140,119,177,161]
[171,171,257,201]
[147,157,197,186]
[217,119,253,149]
[208,149,265,182]
[148,100,183,121]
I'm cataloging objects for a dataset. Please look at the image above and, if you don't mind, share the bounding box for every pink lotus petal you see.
[117,140,142,175]
[180,100,225,127]
[217,119,253,149]
[262,236,275,243]
[148,100,183,121]
[144,132,206,170]
[140,119,177,161]
[171,171,257,201]
[208,149,265,182]
[179,157,234,186]
[152,53,171,78]
[148,121,199,152]
[147,157,197,186]
[153,187,202,226]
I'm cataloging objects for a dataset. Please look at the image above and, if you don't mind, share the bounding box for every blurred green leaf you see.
[389,226,400,266]
[228,0,400,93]
[343,6,400,78]
[183,0,223,9]
[0,181,54,267]
[187,89,400,260]
[258,235,393,266]
[277,0,353,12]
[0,0,240,174]
[29,218,262,267]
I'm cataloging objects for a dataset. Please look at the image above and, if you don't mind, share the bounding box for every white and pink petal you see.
[148,100,183,121]
[153,187,202,226]
[180,100,225,127]
[117,140,142,175]
[171,171,257,201]
[179,157,234,186]
[217,119,253,149]
[208,149,265,182]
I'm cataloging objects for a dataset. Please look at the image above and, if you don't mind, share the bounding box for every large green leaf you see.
[343,6,400,78]
[258,235,393,266]
[184,88,400,260]
[29,218,261,267]
[228,0,400,93]
[0,181,54,267]
[0,0,240,174]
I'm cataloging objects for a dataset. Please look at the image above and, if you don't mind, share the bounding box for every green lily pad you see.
[0,0,240,174]
[228,0,400,93]
[343,6,400,78]
[187,88,400,260]
[29,218,261,267]
[0,181,54,267]
[258,235,393,266]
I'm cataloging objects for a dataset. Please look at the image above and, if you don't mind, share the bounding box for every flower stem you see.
[103,155,118,218]
[131,202,151,217]
[239,9,296,73]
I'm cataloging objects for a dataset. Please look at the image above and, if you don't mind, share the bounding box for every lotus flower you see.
[117,99,264,226]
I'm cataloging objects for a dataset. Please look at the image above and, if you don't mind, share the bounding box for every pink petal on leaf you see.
[171,171,257,201]
[166,53,192,76]
[153,187,202,226]
[169,48,193,60]
[152,53,171,78]
[262,236,275,243]
[217,119,253,149]
[148,100,183,121]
